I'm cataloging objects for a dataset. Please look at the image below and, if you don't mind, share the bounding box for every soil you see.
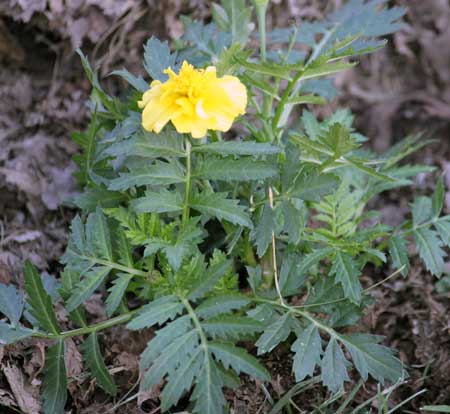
[0,1,449,413]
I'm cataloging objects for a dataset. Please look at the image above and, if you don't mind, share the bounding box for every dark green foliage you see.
[42,340,67,414]
[0,283,24,326]
[24,261,60,335]
[81,333,117,396]
[3,2,446,413]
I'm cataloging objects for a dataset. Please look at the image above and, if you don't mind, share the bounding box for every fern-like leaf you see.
[24,261,60,335]
[0,283,24,326]
[42,340,67,414]
[291,323,322,382]
[127,295,184,330]
[81,333,117,396]
[105,273,133,317]
[330,252,362,304]
[189,191,253,228]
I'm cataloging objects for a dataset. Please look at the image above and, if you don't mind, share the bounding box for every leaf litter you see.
[0,0,449,412]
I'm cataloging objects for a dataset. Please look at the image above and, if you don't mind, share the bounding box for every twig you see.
[268,186,285,305]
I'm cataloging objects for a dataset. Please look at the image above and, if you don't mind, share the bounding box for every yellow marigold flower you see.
[138,61,247,139]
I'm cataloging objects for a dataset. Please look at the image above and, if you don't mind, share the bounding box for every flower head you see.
[138,61,247,138]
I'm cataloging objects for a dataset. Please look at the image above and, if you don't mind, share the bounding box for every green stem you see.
[272,70,303,133]
[103,259,149,277]
[255,297,336,338]
[255,2,272,119]
[398,215,450,237]
[272,27,337,135]
[181,297,208,350]
[72,255,150,278]
[182,138,192,224]
[255,2,267,62]
[33,309,137,340]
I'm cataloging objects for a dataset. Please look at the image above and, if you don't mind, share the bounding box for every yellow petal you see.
[172,114,209,138]
[218,75,247,115]
[142,98,176,133]
[195,99,209,119]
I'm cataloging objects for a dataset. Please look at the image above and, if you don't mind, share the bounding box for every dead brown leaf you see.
[2,363,41,414]
[65,338,83,378]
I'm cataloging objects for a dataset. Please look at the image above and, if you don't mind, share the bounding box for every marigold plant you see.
[139,61,247,137]
[1,1,450,413]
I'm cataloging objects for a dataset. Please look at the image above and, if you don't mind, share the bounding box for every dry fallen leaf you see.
[2,363,41,414]
[65,338,83,377]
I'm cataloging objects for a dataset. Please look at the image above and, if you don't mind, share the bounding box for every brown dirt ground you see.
[0,1,449,413]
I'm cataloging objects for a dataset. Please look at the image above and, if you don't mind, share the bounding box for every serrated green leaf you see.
[72,111,100,186]
[389,235,409,277]
[193,157,277,181]
[435,220,450,247]
[141,316,192,369]
[59,269,87,327]
[301,61,357,81]
[301,110,321,139]
[109,161,185,191]
[286,94,326,105]
[74,187,126,212]
[0,321,33,345]
[82,333,117,396]
[106,130,185,159]
[217,363,241,389]
[292,323,322,382]
[66,266,112,312]
[143,36,178,81]
[191,357,226,414]
[341,333,404,383]
[86,208,113,261]
[42,340,67,414]
[161,347,203,410]
[202,316,263,340]
[131,189,183,214]
[321,338,350,393]
[213,0,253,45]
[344,157,395,182]
[188,258,232,300]
[114,226,134,268]
[105,273,133,317]
[237,57,294,79]
[414,228,446,276]
[282,199,307,245]
[110,69,148,92]
[70,215,86,254]
[256,313,293,355]
[143,330,199,389]
[209,342,270,380]
[76,49,124,119]
[240,73,281,100]
[144,220,203,271]
[196,294,250,319]
[24,261,60,335]
[192,140,279,156]
[289,171,340,201]
[0,283,24,326]
[189,191,252,228]
[127,295,183,330]
[330,252,362,304]
[297,248,334,277]
[279,253,308,295]
[432,177,445,218]
[251,203,275,258]
[412,197,432,226]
